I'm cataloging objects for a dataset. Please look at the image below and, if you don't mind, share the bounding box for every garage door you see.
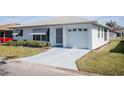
[66,28,89,49]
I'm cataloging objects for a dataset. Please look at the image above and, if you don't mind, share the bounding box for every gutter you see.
[93,22,112,30]
[10,21,97,28]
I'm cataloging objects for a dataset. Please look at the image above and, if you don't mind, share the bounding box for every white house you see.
[13,16,111,50]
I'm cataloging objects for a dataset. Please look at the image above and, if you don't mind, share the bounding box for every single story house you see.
[116,29,124,37]
[12,16,111,50]
[0,23,20,43]
[109,29,124,40]
[0,23,19,43]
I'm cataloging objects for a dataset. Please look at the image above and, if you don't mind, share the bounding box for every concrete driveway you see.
[18,48,90,70]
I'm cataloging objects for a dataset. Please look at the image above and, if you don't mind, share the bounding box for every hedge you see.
[6,40,48,48]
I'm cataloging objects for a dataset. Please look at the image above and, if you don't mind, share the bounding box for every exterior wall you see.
[91,24,110,50]
[49,27,56,46]
[109,32,117,40]
[13,28,33,40]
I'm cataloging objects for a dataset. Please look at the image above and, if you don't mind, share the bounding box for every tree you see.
[106,20,117,32]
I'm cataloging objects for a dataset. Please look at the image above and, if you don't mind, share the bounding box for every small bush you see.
[25,40,36,47]
[16,40,25,46]
[6,40,48,48]
[6,40,16,46]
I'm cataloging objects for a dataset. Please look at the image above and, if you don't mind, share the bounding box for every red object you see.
[0,37,13,43]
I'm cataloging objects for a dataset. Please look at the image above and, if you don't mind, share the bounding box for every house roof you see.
[0,26,9,30]
[116,29,124,33]
[0,23,20,31]
[15,16,111,29]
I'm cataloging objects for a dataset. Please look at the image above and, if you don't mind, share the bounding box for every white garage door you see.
[66,29,89,49]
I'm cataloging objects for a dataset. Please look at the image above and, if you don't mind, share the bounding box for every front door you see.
[56,28,63,46]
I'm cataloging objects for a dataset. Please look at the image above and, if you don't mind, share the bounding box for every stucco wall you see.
[109,32,117,40]
[13,28,33,40]
[91,24,109,50]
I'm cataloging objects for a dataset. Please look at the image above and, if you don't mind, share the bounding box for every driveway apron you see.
[17,48,90,70]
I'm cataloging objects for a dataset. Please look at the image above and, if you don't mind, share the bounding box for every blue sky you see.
[0,16,124,26]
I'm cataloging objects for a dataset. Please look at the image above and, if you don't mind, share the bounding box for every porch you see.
[0,30,13,43]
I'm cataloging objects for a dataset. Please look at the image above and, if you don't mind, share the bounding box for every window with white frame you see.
[73,28,77,31]
[84,28,88,31]
[33,35,47,41]
[42,35,47,41]
[78,28,82,31]
[68,28,88,32]
[68,29,72,32]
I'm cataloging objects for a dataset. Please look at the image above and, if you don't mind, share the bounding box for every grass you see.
[76,37,124,76]
[0,45,45,59]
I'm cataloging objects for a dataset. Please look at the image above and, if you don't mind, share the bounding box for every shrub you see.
[6,40,16,46]
[25,40,36,47]
[34,41,40,47]
[16,40,25,46]
[6,40,48,48]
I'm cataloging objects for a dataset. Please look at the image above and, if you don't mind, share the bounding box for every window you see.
[14,29,23,37]
[19,29,23,36]
[78,28,82,31]
[5,32,13,38]
[42,35,47,41]
[0,32,4,37]
[33,35,47,41]
[104,29,107,41]
[68,29,71,32]
[73,28,77,31]
[33,35,41,41]
[98,28,100,38]
[33,35,35,40]
[84,28,88,31]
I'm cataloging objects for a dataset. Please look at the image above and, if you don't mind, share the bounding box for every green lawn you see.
[0,45,45,59]
[76,38,124,76]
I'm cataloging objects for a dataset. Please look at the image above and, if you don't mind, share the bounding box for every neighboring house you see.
[109,29,124,40]
[13,16,111,50]
[0,23,20,43]
[116,30,124,37]
[0,23,19,43]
